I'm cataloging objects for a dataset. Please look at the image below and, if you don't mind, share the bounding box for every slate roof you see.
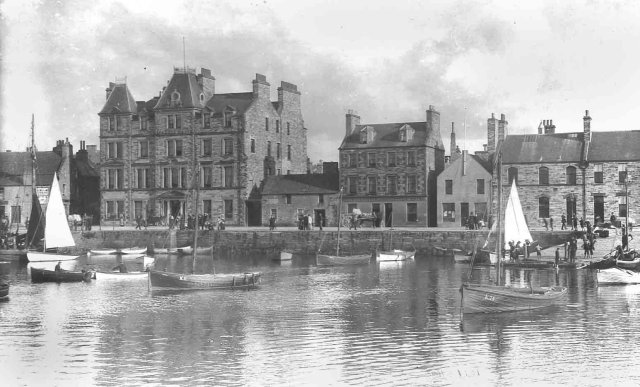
[589,131,640,162]
[100,83,137,114]
[0,151,61,186]
[470,154,493,174]
[341,122,432,149]
[501,133,584,164]
[206,92,254,115]
[154,71,204,110]
[137,97,159,113]
[75,158,99,178]
[261,173,339,195]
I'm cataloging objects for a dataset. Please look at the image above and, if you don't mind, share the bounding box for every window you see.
[138,141,149,159]
[539,196,550,218]
[168,115,174,129]
[539,167,549,186]
[202,139,212,156]
[10,206,20,224]
[508,167,518,185]
[619,164,628,184]
[116,115,124,130]
[443,203,455,222]
[176,115,182,129]
[203,200,212,217]
[224,199,233,219]
[407,175,417,194]
[445,180,453,195]
[134,201,143,219]
[399,128,406,142]
[476,179,485,194]
[250,139,256,153]
[202,166,212,188]
[107,142,123,159]
[368,176,377,194]
[167,139,183,157]
[619,196,628,218]
[349,153,357,167]
[360,128,367,144]
[162,167,185,188]
[287,145,291,161]
[348,176,358,194]
[407,203,417,222]
[271,208,278,220]
[224,166,233,187]
[367,152,376,167]
[265,117,269,131]
[286,194,292,204]
[287,122,290,135]
[318,194,324,204]
[387,152,396,167]
[267,141,272,157]
[475,203,487,221]
[407,151,416,166]
[108,116,115,131]
[594,164,603,184]
[277,143,281,159]
[276,120,280,133]
[204,113,211,128]
[134,168,150,189]
[225,112,232,127]
[141,117,148,131]
[107,169,123,189]
[566,166,577,185]
[224,139,233,155]
[387,175,397,195]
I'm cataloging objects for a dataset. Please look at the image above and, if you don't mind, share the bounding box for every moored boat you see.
[177,246,213,255]
[93,271,148,280]
[153,247,178,254]
[148,270,261,290]
[433,246,449,256]
[89,248,117,255]
[453,249,471,263]
[597,267,640,285]
[616,257,640,270]
[278,250,293,261]
[461,283,568,314]
[27,251,80,262]
[30,267,92,283]
[376,249,415,261]
[316,253,371,266]
[119,247,147,255]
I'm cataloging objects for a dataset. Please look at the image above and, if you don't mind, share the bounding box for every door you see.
[460,202,469,227]
[566,196,576,224]
[314,209,326,227]
[594,195,605,224]
[384,203,393,227]
[372,203,381,227]
[245,200,261,226]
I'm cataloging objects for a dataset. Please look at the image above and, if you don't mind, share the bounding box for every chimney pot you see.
[501,113,505,121]
[585,110,590,117]
[491,113,495,119]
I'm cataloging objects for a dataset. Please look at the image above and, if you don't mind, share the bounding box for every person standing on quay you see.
[572,215,578,231]
[579,217,585,232]
[543,218,549,231]
[561,214,567,230]
[549,217,554,231]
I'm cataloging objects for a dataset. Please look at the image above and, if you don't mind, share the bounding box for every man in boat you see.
[54,261,62,272]
[112,262,128,273]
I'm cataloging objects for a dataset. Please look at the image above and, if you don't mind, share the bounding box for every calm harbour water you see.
[1,252,639,387]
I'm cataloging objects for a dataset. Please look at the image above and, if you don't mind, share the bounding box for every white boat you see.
[27,172,79,262]
[89,248,117,255]
[119,247,147,255]
[453,249,471,263]
[597,267,640,285]
[153,247,178,254]
[177,245,213,255]
[278,251,293,261]
[376,229,416,261]
[142,256,155,267]
[93,271,148,280]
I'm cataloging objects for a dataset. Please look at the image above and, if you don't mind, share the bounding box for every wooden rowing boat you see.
[277,251,293,261]
[597,267,640,285]
[616,257,640,270]
[148,270,261,290]
[89,248,117,255]
[461,283,568,314]
[452,249,471,263]
[93,271,148,280]
[30,267,92,283]
[177,246,213,255]
[119,247,147,255]
[375,249,415,261]
[316,253,371,266]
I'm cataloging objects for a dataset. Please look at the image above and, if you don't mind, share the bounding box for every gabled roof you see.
[206,92,254,115]
[0,151,61,186]
[470,154,493,174]
[340,122,437,149]
[502,133,584,163]
[154,71,204,110]
[261,173,339,195]
[589,131,640,162]
[100,83,137,114]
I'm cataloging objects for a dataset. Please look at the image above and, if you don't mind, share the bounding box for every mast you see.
[496,141,503,286]
[336,187,343,256]
[192,163,200,272]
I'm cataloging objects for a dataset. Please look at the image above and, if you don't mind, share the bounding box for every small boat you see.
[93,271,148,280]
[461,283,568,314]
[615,257,640,270]
[27,251,80,262]
[316,253,371,266]
[597,267,640,285]
[433,246,449,256]
[452,249,471,263]
[0,282,9,299]
[119,247,147,255]
[142,256,155,267]
[148,270,261,290]
[153,247,178,254]
[278,251,293,261]
[177,246,213,255]
[89,248,117,255]
[30,267,92,283]
[376,249,415,261]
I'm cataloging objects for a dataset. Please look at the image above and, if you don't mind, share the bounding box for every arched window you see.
[508,167,518,185]
[539,166,549,185]
[539,196,550,218]
[566,166,577,185]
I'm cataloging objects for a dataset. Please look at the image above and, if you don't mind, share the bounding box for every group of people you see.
[167,213,225,231]
[506,239,540,261]
[298,213,315,230]
[465,213,485,230]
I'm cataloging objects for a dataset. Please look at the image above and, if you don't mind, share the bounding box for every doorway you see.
[566,195,577,224]
[384,203,393,227]
[314,209,326,227]
[594,195,604,224]
[246,200,262,226]
[460,202,469,227]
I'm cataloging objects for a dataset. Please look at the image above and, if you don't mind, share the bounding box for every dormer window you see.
[199,93,205,103]
[171,90,181,103]
[399,124,415,142]
[360,127,368,144]
[225,109,234,127]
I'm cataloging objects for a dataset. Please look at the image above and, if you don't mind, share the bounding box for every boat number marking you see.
[484,294,495,302]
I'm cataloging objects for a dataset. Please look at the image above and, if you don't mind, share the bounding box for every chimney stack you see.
[450,122,456,158]
[487,113,497,153]
[345,110,361,137]
[583,109,592,141]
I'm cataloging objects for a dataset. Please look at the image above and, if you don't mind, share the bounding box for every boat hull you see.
[453,253,471,263]
[27,251,80,262]
[461,283,567,314]
[89,249,117,255]
[119,247,147,255]
[278,251,293,261]
[316,253,371,266]
[94,271,148,280]
[616,258,640,270]
[153,248,178,254]
[597,267,640,285]
[376,249,415,261]
[148,270,261,290]
[30,267,92,283]
[177,246,213,255]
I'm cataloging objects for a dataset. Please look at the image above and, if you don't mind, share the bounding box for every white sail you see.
[44,172,75,249]
[503,180,533,251]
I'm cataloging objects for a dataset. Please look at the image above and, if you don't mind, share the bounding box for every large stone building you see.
[497,110,640,228]
[99,67,307,226]
[338,106,445,227]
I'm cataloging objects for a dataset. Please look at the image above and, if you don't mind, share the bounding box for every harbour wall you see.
[73,229,573,258]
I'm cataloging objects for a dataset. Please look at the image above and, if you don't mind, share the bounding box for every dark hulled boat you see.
[0,282,9,299]
[30,267,93,283]
[148,270,261,290]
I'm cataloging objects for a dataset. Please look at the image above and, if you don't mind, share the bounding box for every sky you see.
[2,0,640,163]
